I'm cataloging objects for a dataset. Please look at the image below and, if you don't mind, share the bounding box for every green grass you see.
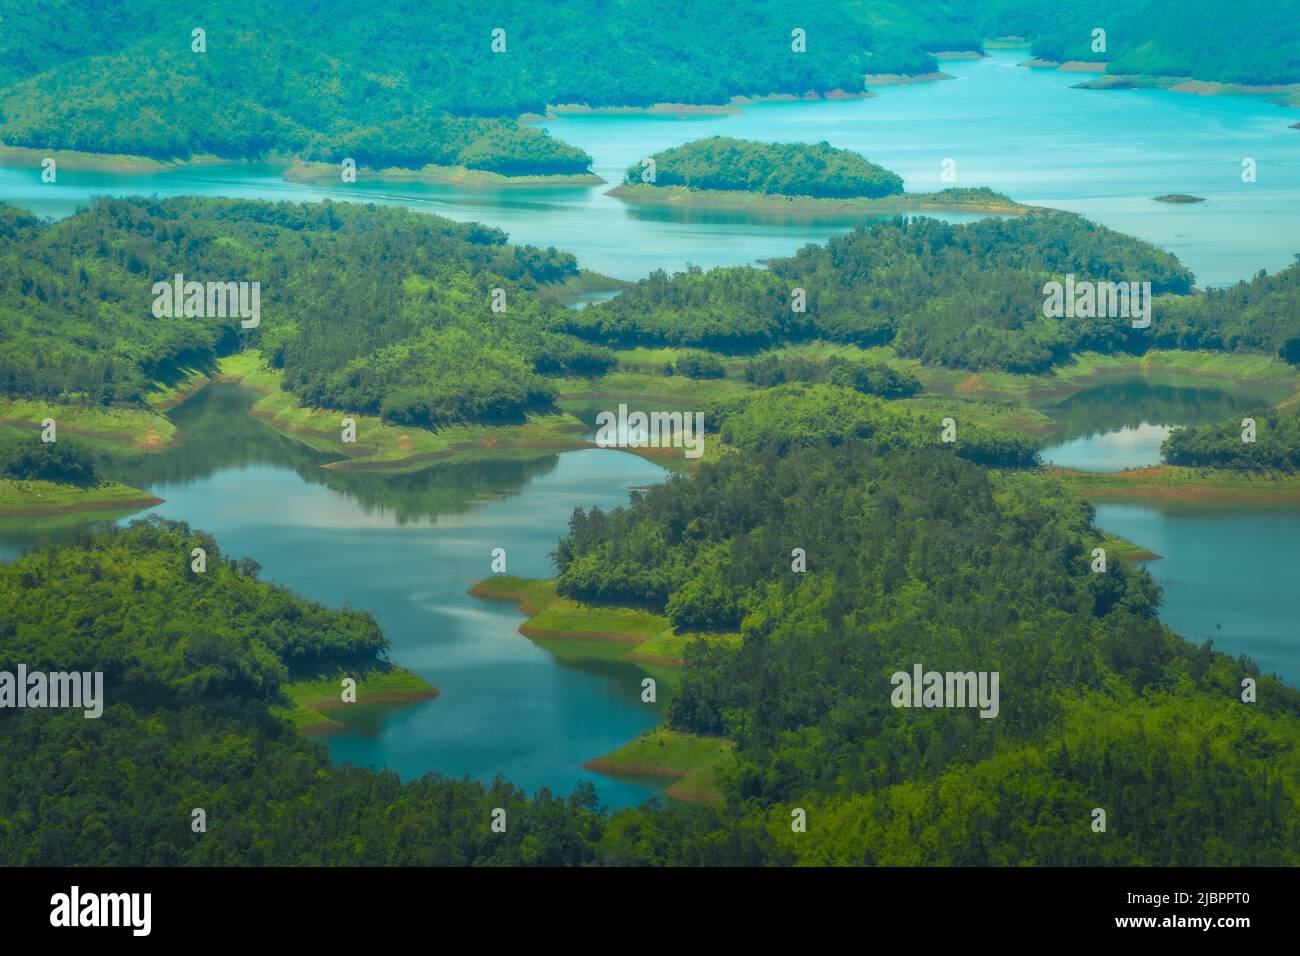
[1051,465,1300,502]
[630,628,742,664]
[469,575,740,686]
[0,399,176,451]
[144,366,218,410]
[219,352,591,470]
[899,394,1058,437]
[607,183,1030,217]
[0,478,159,517]
[585,729,734,803]
[1099,531,1162,563]
[0,145,180,172]
[469,576,669,642]
[914,350,1300,406]
[275,664,437,733]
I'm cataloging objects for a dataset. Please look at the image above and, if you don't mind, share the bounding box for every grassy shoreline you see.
[1070,73,1300,108]
[0,144,238,173]
[522,89,875,122]
[0,478,161,518]
[1052,465,1300,503]
[0,400,178,453]
[584,729,733,803]
[607,183,1031,217]
[216,353,592,471]
[469,575,739,801]
[277,665,438,734]
[282,160,604,187]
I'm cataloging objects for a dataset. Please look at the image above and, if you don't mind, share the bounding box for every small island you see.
[607,137,1029,216]
[1155,194,1206,203]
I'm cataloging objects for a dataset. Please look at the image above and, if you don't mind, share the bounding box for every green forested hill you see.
[706,383,1041,468]
[0,0,884,172]
[628,138,905,199]
[0,517,608,865]
[564,213,1194,371]
[554,443,1300,863]
[0,197,612,426]
[3,1,1293,174]
[1163,410,1300,471]
[3,457,1296,865]
[974,0,1300,85]
[1156,259,1300,355]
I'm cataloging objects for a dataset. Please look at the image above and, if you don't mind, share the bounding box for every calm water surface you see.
[1,50,1297,791]
[1,49,1295,286]
[0,385,673,806]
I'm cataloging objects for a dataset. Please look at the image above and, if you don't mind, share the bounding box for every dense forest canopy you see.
[1163,411,1300,471]
[550,442,1300,863]
[744,353,923,398]
[0,518,608,865]
[628,138,906,199]
[3,467,1297,865]
[1154,259,1300,356]
[972,0,1300,85]
[0,0,876,172]
[0,434,99,485]
[0,197,613,426]
[565,213,1196,372]
[706,383,1041,468]
[5,196,1296,438]
[0,1,1295,173]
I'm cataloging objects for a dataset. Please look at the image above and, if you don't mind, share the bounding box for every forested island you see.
[626,138,905,199]
[563,213,1193,370]
[609,138,1025,215]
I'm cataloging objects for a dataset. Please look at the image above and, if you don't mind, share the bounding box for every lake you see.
[1,46,1297,798]
[1038,379,1267,473]
[1039,380,1300,685]
[0,384,673,807]
[2,49,1297,287]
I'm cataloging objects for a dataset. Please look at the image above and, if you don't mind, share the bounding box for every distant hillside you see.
[0,2,1294,173]
[975,0,1300,86]
[0,0,905,173]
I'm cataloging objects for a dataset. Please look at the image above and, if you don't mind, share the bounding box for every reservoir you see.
[1,49,1296,287]
[1,46,1297,800]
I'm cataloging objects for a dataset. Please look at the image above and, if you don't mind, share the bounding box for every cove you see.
[1095,500,1300,686]
[1039,379,1264,472]
[0,384,675,807]
[1037,379,1300,686]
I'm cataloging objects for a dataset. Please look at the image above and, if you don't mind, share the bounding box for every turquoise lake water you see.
[1,48,1297,800]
